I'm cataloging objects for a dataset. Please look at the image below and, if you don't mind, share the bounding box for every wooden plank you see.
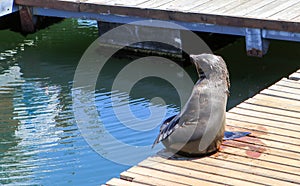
[236,102,300,119]
[233,135,300,154]
[268,84,300,95]
[158,0,211,12]
[211,0,249,15]
[245,0,299,18]
[15,0,80,11]
[253,93,300,106]
[293,15,300,22]
[276,78,300,89]
[221,0,277,16]
[103,0,148,7]
[229,107,300,127]
[135,0,174,9]
[192,0,238,13]
[223,137,300,160]
[227,118,300,140]
[197,155,300,183]
[236,137,300,160]
[120,171,187,186]
[276,80,300,89]
[226,124,300,146]
[145,157,299,185]
[220,143,300,168]
[226,112,300,133]
[289,72,300,81]
[138,159,264,185]
[211,150,300,176]
[245,97,300,112]
[268,2,300,20]
[125,166,222,186]
[106,178,147,186]
[202,156,300,183]
[261,89,300,101]
[78,1,300,32]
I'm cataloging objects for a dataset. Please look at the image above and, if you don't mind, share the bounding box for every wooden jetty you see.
[105,71,300,186]
[0,0,300,56]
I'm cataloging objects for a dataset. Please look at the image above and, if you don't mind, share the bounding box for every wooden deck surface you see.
[105,72,300,185]
[15,0,300,32]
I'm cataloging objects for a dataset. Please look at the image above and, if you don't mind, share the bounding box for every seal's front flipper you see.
[223,131,251,140]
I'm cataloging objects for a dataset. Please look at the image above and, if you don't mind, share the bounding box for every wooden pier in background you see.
[1,0,300,56]
[105,70,300,185]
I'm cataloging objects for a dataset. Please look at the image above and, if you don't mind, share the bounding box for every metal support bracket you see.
[245,28,270,57]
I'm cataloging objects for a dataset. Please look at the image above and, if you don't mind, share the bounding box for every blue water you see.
[1,19,300,185]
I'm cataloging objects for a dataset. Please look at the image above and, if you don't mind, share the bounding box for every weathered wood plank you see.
[234,135,300,154]
[293,15,300,22]
[208,153,300,181]
[120,171,188,186]
[138,159,264,185]
[268,2,300,20]
[261,89,300,101]
[245,97,300,112]
[193,0,239,14]
[245,0,299,18]
[194,155,300,183]
[106,178,147,186]
[15,0,80,11]
[221,140,300,165]
[222,0,277,16]
[223,137,300,160]
[158,0,211,12]
[276,78,300,89]
[226,112,300,133]
[227,118,300,140]
[229,107,300,127]
[253,93,300,107]
[125,166,221,186]
[289,72,300,81]
[136,0,174,9]
[236,102,300,119]
[211,0,249,15]
[226,124,300,146]
[203,156,300,183]
[269,84,300,95]
[13,0,300,32]
[146,157,300,185]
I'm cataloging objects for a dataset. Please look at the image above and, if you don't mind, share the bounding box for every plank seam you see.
[207,156,300,177]
[229,110,300,127]
[134,165,228,185]
[226,123,300,141]
[235,106,300,121]
[142,161,264,185]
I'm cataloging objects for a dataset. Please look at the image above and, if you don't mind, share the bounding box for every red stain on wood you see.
[221,136,267,158]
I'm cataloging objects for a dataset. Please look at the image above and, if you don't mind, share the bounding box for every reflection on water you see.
[0,19,300,185]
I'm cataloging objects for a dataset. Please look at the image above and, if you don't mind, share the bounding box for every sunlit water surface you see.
[0,19,300,185]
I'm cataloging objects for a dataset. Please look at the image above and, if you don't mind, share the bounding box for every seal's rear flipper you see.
[223,131,251,140]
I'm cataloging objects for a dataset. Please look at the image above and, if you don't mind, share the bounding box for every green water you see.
[0,19,299,185]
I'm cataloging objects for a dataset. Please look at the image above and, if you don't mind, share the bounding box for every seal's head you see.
[190,53,230,89]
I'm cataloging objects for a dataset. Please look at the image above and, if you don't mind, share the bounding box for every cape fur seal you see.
[153,54,230,156]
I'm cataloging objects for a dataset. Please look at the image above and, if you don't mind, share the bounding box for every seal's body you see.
[153,54,230,156]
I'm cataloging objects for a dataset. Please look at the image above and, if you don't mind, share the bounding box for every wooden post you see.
[245,28,270,57]
[19,6,36,33]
